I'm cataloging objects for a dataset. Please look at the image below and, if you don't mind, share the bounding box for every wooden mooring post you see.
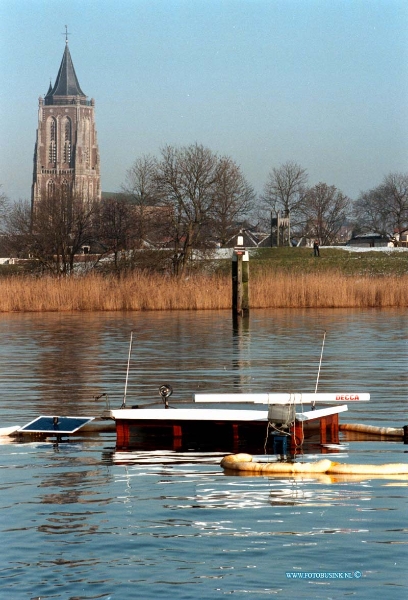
[232,234,249,316]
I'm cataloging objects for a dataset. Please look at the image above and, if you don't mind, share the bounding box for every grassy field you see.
[0,247,406,311]
[248,246,408,277]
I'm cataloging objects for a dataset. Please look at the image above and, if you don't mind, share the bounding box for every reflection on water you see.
[0,309,407,599]
[109,450,226,465]
[1,436,407,598]
[0,308,406,432]
[107,447,408,512]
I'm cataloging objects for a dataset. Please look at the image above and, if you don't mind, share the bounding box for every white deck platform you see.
[111,404,348,423]
[194,392,370,404]
[295,404,348,422]
[111,408,269,422]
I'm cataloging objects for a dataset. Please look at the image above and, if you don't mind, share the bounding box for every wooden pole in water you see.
[242,251,249,313]
[232,233,249,316]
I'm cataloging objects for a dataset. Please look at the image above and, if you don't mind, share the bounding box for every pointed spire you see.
[50,40,86,97]
[45,80,53,97]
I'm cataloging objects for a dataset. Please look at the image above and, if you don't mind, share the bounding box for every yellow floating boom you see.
[339,423,403,437]
[220,453,408,475]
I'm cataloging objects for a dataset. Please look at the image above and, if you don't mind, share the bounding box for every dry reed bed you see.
[0,272,406,312]
[250,272,406,308]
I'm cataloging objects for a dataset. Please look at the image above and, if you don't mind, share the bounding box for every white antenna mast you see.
[312,330,326,409]
[122,331,133,408]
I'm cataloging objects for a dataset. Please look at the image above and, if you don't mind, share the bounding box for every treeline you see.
[0,145,407,277]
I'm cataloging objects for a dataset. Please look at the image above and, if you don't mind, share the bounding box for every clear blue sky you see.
[1,0,407,203]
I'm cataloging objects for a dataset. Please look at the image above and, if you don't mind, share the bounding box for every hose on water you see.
[220,453,408,475]
[339,423,403,437]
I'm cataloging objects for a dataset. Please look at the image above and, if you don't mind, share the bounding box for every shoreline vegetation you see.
[1,271,406,312]
[1,248,407,312]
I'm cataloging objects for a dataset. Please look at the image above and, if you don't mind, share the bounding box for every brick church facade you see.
[31,36,100,210]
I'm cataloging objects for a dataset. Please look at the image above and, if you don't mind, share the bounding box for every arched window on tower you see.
[63,118,72,166]
[47,179,55,198]
[48,117,57,166]
[61,179,70,197]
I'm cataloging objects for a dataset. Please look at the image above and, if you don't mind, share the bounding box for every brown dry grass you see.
[250,272,406,308]
[0,273,230,312]
[0,271,406,312]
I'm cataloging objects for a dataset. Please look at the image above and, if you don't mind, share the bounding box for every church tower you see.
[31,34,100,209]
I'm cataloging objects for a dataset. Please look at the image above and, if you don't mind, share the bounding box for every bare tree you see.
[5,185,98,275]
[300,183,350,245]
[95,195,138,270]
[353,187,391,237]
[122,155,159,246]
[210,157,255,246]
[353,172,408,241]
[0,185,8,211]
[156,143,219,276]
[2,199,32,260]
[262,161,308,222]
[0,185,9,235]
[381,173,408,239]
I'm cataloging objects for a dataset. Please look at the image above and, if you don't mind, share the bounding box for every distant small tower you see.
[31,31,100,210]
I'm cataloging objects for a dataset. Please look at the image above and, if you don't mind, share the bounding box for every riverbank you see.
[0,269,406,311]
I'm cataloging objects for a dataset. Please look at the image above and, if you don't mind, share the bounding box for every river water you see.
[0,308,407,599]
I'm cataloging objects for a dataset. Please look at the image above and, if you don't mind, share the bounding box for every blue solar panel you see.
[19,416,94,434]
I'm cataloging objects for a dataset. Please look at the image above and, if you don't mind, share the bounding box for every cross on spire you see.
[62,25,71,44]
